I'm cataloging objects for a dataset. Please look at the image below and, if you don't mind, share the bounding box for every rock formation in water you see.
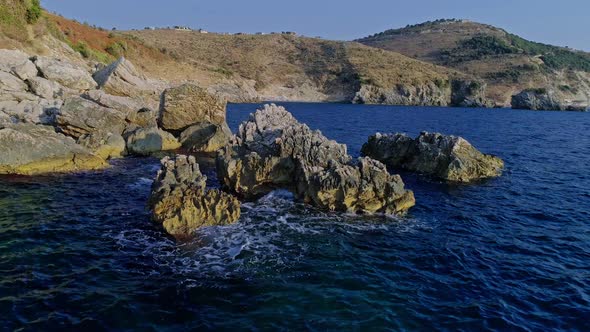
[511,88,587,111]
[361,132,504,182]
[216,104,415,214]
[149,155,241,238]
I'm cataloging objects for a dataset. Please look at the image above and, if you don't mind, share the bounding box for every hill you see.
[357,19,590,107]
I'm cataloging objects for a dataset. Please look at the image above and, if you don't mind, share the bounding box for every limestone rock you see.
[159,83,227,132]
[93,57,162,103]
[78,131,126,160]
[0,71,28,92]
[56,97,126,139]
[149,155,241,237]
[361,132,504,182]
[27,77,71,100]
[0,98,61,125]
[353,83,450,106]
[0,49,38,80]
[82,89,157,127]
[451,79,494,108]
[125,127,181,156]
[179,122,231,152]
[217,104,415,214]
[33,56,96,90]
[0,123,107,175]
[511,89,563,111]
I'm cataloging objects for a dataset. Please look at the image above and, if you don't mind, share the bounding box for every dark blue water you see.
[1,103,589,331]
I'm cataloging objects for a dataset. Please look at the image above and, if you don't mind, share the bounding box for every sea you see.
[1,103,589,331]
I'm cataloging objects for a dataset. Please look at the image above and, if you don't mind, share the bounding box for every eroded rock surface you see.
[179,122,231,153]
[361,132,504,182]
[125,127,181,156]
[217,104,415,214]
[149,155,241,237]
[56,97,126,139]
[0,123,107,175]
[33,56,96,90]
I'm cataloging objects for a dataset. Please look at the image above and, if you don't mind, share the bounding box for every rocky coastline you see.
[0,47,505,239]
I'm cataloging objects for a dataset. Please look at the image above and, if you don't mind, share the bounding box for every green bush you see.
[25,0,42,24]
[105,41,128,57]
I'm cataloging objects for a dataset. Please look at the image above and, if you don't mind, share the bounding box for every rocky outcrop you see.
[33,56,96,91]
[217,104,415,214]
[0,123,107,175]
[55,97,126,139]
[361,132,504,182]
[353,83,450,106]
[149,155,241,238]
[179,122,232,153]
[82,89,157,127]
[451,79,494,108]
[125,127,181,156]
[159,83,227,133]
[27,77,73,100]
[510,88,586,111]
[92,57,163,105]
[0,98,61,125]
[0,49,38,81]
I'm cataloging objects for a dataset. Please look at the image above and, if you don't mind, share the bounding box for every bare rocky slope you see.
[357,19,590,109]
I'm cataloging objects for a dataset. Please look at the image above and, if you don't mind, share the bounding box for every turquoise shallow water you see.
[1,103,589,331]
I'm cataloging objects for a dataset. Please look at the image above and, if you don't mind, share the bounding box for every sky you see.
[41,0,590,51]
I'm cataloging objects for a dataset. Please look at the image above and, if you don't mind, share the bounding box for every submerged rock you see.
[217,104,415,214]
[159,83,227,133]
[361,132,504,182]
[149,155,241,238]
[0,123,107,175]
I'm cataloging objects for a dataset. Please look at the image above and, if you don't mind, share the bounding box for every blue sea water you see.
[1,103,589,331]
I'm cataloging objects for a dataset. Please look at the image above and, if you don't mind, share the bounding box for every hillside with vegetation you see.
[357,19,590,107]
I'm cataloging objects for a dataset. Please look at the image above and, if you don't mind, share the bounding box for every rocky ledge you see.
[361,132,504,182]
[148,155,241,238]
[216,104,415,214]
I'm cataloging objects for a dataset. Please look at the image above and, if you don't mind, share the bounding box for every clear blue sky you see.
[41,0,590,51]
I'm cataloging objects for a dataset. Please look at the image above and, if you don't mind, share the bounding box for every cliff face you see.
[357,19,590,110]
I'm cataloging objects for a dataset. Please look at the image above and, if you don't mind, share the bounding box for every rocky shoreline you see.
[0,47,506,238]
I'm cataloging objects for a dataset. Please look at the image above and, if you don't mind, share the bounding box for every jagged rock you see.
[361,132,504,182]
[0,98,61,125]
[33,56,96,90]
[179,122,231,152]
[125,127,181,156]
[78,131,126,160]
[0,123,107,175]
[159,83,227,132]
[0,49,38,80]
[93,57,162,104]
[56,97,126,139]
[511,89,561,111]
[0,71,28,92]
[217,104,415,214]
[451,79,494,108]
[82,90,157,127]
[149,155,241,237]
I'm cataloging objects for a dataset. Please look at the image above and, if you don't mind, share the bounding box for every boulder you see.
[0,98,61,125]
[82,89,157,127]
[0,71,28,92]
[27,77,70,100]
[33,56,96,90]
[148,155,241,238]
[361,132,504,182]
[217,104,415,214]
[511,89,563,111]
[159,83,227,132]
[0,123,107,175]
[0,49,38,80]
[78,131,126,160]
[56,97,127,139]
[125,127,181,156]
[179,122,231,152]
[92,57,162,104]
